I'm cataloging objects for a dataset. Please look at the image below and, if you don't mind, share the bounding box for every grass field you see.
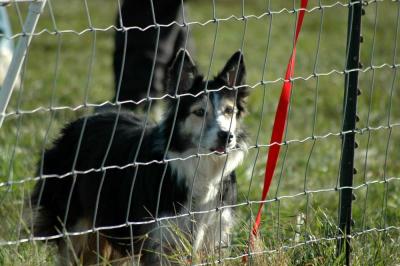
[0,0,399,265]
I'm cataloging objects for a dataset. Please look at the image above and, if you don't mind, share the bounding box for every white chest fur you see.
[167,149,245,251]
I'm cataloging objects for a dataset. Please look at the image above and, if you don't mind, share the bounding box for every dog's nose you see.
[218,131,233,143]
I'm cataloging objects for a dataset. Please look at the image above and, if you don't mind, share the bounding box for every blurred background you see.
[0,0,399,265]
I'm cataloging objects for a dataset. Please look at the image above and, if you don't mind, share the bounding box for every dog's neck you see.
[167,149,245,208]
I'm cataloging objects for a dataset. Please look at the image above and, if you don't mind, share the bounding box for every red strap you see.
[250,0,308,243]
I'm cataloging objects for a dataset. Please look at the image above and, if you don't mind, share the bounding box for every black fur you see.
[31,112,189,250]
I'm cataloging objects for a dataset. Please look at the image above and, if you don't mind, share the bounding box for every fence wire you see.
[0,0,399,265]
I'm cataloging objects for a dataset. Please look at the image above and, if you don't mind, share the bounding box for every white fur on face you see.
[212,94,237,150]
[178,94,239,154]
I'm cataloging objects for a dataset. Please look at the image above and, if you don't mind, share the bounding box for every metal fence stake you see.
[337,0,363,265]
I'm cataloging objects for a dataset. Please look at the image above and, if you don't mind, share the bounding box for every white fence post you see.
[0,0,47,128]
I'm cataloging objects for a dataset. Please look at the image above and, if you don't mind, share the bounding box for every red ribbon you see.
[247,0,309,256]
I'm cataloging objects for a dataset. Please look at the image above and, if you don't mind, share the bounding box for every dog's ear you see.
[217,51,246,88]
[167,49,198,95]
[219,51,249,116]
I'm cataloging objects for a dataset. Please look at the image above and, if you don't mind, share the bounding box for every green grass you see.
[1,0,399,265]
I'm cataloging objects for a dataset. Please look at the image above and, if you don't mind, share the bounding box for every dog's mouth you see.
[210,146,227,154]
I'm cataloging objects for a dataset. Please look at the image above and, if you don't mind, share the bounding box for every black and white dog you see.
[28,50,249,265]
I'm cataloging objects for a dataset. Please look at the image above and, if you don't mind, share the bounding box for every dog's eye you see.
[193,108,206,117]
[224,106,234,115]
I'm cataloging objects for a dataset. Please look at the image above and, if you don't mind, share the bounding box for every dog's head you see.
[164,50,249,155]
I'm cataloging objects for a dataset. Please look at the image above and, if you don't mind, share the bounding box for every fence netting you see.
[0,0,399,265]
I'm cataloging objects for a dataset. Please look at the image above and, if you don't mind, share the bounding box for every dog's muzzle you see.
[211,131,234,153]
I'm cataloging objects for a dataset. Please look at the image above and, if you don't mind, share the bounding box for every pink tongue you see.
[215,147,225,153]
